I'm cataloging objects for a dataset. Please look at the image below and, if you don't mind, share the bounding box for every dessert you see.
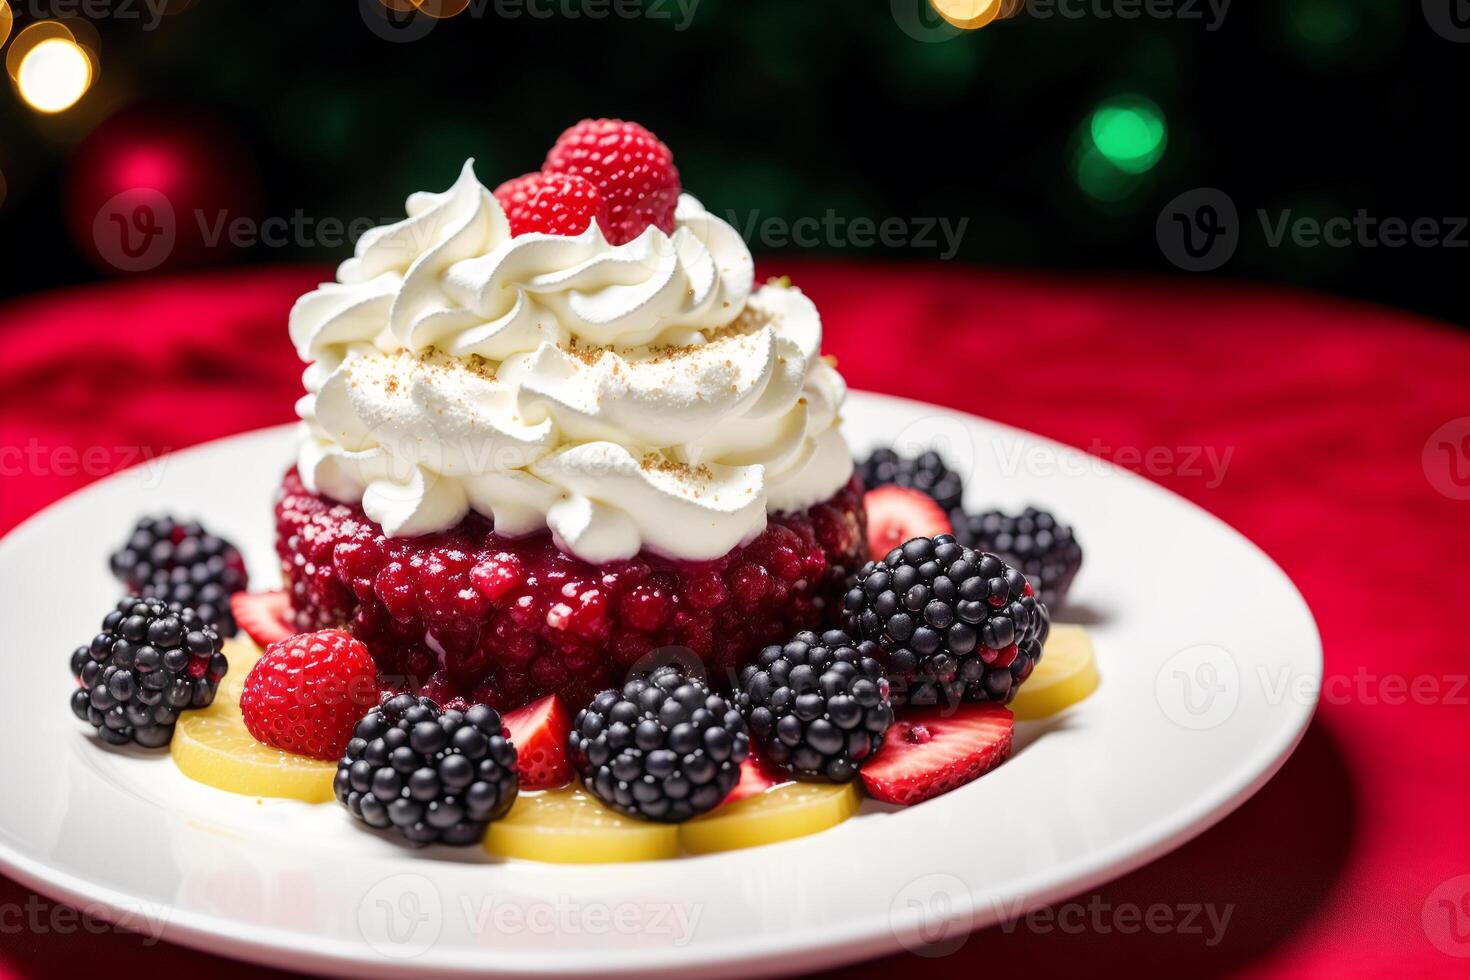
[280,118,864,710]
[67,120,1105,863]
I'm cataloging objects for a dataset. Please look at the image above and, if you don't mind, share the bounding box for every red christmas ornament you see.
[66,105,262,274]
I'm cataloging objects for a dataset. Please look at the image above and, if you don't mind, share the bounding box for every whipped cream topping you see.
[291,160,852,563]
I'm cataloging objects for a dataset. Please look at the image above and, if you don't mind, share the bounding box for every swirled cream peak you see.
[290,160,851,563]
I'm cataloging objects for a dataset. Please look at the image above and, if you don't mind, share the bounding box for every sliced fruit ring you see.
[169,640,337,803]
[681,781,861,855]
[483,786,679,864]
[864,485,954,561]
[230,590,295,648]
[1010,623,1099,720]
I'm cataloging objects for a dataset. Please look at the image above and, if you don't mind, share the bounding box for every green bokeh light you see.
[1087,95,1167,175]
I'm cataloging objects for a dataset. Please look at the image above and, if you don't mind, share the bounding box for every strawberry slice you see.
[230,590,295,648]
[501,694,572,789]
[864,485,954,561]
[721,745,790,806]
[860,704,1013,806]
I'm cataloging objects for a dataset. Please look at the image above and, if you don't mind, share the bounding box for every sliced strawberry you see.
[501,694,572,789]
[860,704,1013,806]
[230,590,294,648]
[864,485,954,562]
[721,745,790,807]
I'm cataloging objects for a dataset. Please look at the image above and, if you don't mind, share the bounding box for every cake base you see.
[274,469,867,711]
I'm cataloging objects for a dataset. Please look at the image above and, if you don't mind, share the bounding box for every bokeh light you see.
[1088,96,1167,175]
[929,0,1003,31]
[17,37,93,114]
[0,2,12,49]
[414,0,472,17]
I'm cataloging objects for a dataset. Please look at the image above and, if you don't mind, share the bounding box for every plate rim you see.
[0,394,1322,978]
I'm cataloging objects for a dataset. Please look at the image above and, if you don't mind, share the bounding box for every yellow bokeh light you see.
[930,0,1003,30]
[0,3,13,49]
[17,37,93,113]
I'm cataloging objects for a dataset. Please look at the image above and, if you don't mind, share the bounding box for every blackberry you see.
[109,516,248,635]
[334,695,519,846]
[567,666,749,822]
[737,629,893,782]
[856,448,965,512]
[844,535,1050,708]
[950,507,1083,609]
[70,597,227,747]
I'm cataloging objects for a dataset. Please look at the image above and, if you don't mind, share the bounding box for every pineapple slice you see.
[169,640,337,802]
[483,786,679,863]
[1010,623,1100,720]
[680,781,861,854]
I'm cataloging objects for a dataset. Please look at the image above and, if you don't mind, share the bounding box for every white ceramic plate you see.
[0,393,1320,979]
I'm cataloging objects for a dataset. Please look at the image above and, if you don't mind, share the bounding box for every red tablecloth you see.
[1,264,1466,979]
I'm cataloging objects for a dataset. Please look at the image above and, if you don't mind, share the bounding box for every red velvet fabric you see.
[0,264,1466,979]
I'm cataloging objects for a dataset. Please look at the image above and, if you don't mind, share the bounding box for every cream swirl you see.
[290,160,852,563]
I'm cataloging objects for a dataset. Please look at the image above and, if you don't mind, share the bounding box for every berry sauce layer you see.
[275,467,867,711]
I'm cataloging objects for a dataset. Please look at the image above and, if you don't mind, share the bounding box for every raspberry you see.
[492,171,609,239]
[542,119,680,245]
[241,629,380,761]
[274,468,867,711]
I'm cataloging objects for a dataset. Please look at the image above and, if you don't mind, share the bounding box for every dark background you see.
[0,0,1466,324]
